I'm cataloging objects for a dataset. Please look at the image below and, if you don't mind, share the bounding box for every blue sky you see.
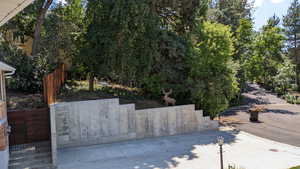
[253,0,293,30]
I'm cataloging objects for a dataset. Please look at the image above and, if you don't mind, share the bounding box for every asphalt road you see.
[222,83,300,147]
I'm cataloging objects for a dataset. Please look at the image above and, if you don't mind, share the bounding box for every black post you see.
[220,145,224,169]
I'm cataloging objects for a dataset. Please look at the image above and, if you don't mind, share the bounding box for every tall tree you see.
[234,18,254,92]
[80,0,160,90]
[152,0,209,34]
[211,0,253,32]
[245,17,285,86]
[43,0,85,65]
[188,21,238,117]
[283,0,300,91]
[234,18,254,61]
[32,0,53,56]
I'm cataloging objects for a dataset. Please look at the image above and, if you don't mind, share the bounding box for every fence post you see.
[43,64,66,105]
[43,76,48,103]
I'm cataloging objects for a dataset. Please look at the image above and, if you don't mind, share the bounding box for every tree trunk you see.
[88,74,95,92]
[32,0,53,56]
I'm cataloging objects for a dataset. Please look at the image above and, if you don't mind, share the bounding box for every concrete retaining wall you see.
[50,98,218,150]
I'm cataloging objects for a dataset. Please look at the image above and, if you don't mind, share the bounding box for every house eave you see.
[0,0,36,27]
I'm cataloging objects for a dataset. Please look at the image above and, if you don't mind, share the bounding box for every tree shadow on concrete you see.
[122,129,240,169]
[57,129,240,169]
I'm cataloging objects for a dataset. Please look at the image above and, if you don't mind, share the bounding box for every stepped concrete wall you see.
[50,99,218,166]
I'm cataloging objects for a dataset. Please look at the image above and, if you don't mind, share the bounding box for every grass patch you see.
[289,166,300,169]
[7,90,46,110]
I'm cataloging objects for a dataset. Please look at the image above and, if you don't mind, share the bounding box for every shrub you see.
[274,57,295,95]
[282,93,300,104]
[188,21,239,118]
[0,41,49,93]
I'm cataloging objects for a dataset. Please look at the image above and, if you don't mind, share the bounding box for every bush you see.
[188,21,239,118]
[140,31,191,102]
[282,93,300,104]
[0,41,49,93]
[273,57,295,95]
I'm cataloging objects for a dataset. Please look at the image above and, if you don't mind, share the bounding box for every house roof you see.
[0,0,35,26]
[0,61,15,72]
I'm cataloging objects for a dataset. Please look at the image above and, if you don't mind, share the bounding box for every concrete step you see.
[10,141,50,151]
[10,142,51,156]
[9,156,52,169]
[9,141,53,169]
[9,162,53,169]
[9,151,51,163]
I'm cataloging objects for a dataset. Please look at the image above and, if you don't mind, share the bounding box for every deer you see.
[162,89,176,106]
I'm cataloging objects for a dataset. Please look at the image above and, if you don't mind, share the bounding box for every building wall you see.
[50,99,218,149]
[0,147,8,169]
[0,101,8,169]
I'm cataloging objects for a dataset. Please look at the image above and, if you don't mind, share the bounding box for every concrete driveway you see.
[57,128,300,169]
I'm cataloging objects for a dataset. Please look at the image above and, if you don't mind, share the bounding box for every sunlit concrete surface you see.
[57,127,300,169]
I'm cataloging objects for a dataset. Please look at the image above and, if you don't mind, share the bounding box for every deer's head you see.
[162,88,173,97]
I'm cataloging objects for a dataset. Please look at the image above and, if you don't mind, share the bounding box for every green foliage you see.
[142,31,191,101]
[4,0,299,114]
[153,0,210,34]
[282,93,300,104]
[234,19,255,93]
[188,21,239,117]
[80,0,160,86]
[283,0,300,50]
[274,58,296,94]
[235,19,254,62]
[0,0,43,41]
[209,0,253,32]
[244,20,285,87]
[43,0,85,65]
[283,0,300,91]
[0,40,48,92]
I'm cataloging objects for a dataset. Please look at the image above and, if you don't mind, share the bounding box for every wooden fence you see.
[8,108,50,145]
[43,64,66,105]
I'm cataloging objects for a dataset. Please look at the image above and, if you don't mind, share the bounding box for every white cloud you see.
[254,0,265,7]
[270,0,285,3]
[254,0,285,7]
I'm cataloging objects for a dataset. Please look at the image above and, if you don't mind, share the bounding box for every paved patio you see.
[57,128,300,169]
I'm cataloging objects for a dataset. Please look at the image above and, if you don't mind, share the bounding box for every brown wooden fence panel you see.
[0,122,8,150]
[7,108,50,146]
[0,101,6,120]
[43,64,66,105]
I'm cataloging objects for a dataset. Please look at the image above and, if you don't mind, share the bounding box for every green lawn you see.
[290,166,300,169]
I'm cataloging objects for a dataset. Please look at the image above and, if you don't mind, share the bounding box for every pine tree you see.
[283,0,300,91]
